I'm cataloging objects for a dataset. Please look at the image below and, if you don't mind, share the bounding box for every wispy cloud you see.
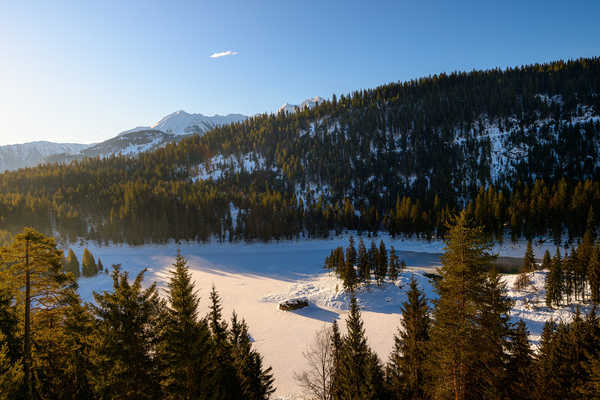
[209,50,239,59]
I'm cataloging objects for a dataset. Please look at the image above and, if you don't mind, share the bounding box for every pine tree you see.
[230,312,275,400]
[589,246,600,304]
[158,252,212,399]
[473,269,513,399]
[65,248,80,279]
[0,332,22,400]
[545,248,564,307]
[97,258,104,272]
[0,228,70,399]
[386,276,430,399]
[388,246,400,282]
[523,240,536,272]
[90,266,162,399]
[541,249,552,270]
[208,286,241,400]
[358,238,370,283]
[346,236,357,270]
[375,240,388,286]
[330,320,343,400]
[427,211,495,400]
[505,320,534,400]
[81,248,97,277]
[336,296,384,399]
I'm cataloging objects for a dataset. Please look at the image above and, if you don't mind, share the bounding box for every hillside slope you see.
[1,57,599,244]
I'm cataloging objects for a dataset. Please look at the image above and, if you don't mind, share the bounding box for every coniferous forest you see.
[3,215,600,399]
[1,58,600,245]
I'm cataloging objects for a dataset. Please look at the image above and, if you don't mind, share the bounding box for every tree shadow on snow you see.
[289,304,340,323]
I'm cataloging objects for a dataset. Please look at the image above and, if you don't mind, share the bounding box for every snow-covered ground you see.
[67,235,591,399]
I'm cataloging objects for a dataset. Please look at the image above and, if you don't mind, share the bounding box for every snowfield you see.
[67,235,593,399]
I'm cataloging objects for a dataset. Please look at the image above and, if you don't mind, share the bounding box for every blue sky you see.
[1,0,598,145]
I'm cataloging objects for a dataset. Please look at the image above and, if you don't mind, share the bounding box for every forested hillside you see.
[1,57,600,244]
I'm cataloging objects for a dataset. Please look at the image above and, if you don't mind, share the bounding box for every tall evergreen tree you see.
[90,266,162,399]
[473,269,513,399]
[588,245,600,304]
[541,249,552,270]
[230,312,275,400]
[81,248,97,277]
[427,211,495,400]
[545,248,564,307]
[65,248,80,279]
[0,228,70,399]
[357,238,370,283]
[505,320,534,400]
[208,286,241,400]
[523,240,536,272]
[386,276,430,399]
[336,296,385,400]
[388,246,400,282]
[158,252,212,400]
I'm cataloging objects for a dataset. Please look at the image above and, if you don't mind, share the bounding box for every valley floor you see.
[69,235,592,399]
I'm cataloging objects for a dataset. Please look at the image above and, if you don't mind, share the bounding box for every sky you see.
[0,0,599,146]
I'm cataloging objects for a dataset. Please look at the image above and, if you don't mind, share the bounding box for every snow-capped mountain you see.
[81,130,178,158]
[0,110,247,172]
[0,141,90,172]
[119,111,247,136]
[278,96,325,114]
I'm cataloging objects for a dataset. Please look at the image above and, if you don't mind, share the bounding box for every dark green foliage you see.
[335,296,386,400]
[427,211,501,399]
[158,253,212,399]
[90,266,163,399]
[230,313,275,400]
[589,246,600,304]
[545,248,564,307]
[386,276,430,399]
[388,246,400,282]
[541,249,552,270]
[65,249,80,279]
[375,240,388,286]
[523,240,536,272]
[505,320,534,400]
[81,248,97,277]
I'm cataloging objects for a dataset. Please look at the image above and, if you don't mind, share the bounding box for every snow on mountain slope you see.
[278,96,325,114]
[0,141,90,172]
[81,130,178,158]
[150,110,247,135]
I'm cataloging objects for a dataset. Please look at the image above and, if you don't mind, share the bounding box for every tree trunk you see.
[24,237,32,400]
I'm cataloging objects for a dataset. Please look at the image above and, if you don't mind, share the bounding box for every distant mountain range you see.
[0,100,319,172]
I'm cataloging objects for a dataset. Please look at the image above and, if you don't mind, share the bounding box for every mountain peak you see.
[278,96,325,114]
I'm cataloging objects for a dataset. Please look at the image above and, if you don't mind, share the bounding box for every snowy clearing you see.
[67,235,592,399]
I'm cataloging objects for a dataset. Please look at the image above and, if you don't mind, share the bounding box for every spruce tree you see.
[505,320,534,400]
[588,245,600,304]
[81,248,97,277]
[65,248,80,279]
[90,266,162,399]
[158,253,212,400]
[376,240,388,286]
[336,296,384,399]
[97,258,104,272]
[473,269,513,399]
[523,240,536,272]
[541,249,552,270]
[330,319,343,400]
[388,246,400,282]
[358,238,370,283]
[386,276,430,399]
[208,286,241,400]
[230,312,275,400]
[545,248,564,307]
[427,211,495,400]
